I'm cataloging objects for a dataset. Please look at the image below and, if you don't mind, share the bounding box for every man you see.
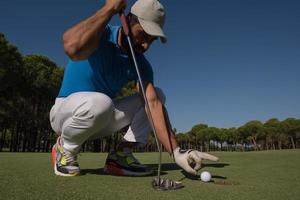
[50,0,218,177]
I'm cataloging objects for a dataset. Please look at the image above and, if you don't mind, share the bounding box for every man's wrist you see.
[102,4,119,16]
[172,147,180,160]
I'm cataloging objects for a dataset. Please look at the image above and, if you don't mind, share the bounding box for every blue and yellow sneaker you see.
[103,151,153,176]
[51,137,80,177]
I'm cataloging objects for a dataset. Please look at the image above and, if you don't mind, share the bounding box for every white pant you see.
[49,88,165,154]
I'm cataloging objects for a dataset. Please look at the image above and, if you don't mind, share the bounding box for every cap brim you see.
[138,18,167,43]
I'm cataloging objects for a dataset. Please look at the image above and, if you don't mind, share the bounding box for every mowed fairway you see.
[0,150,299,200]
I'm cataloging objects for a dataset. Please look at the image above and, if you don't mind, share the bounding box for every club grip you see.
[119,11,129,36]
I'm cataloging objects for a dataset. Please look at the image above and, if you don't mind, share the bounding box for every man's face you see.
[130,23,158,54]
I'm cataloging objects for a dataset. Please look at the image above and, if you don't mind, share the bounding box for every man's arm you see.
[139,82,178,154]
[139,82,219,175]
[63,0,126,60]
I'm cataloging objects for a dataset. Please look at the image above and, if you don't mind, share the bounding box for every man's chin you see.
[134,49,146,54]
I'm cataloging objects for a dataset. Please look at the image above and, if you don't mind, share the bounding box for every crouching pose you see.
[49,0,218,177]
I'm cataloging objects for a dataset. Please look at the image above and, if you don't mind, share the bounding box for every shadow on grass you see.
[81,163,181,176]
[179,171,228,181]
[81,168,168,177]
[212,175,227,179]
[81,168,108,176]
[81,163,230,178]
[147,163,181,171]
[80,164,171,177]
[203,163,230,168]
[178,163,230,181]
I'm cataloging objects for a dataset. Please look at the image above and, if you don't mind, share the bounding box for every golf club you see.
[119,11,183,190]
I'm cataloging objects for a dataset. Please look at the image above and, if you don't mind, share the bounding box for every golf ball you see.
[200,171,211,182]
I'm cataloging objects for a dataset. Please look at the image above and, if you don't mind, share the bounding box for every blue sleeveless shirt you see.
[58,24,153,98]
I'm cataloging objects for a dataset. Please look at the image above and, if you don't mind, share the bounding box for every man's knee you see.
[72,93,114,129]
[155,87,166,104]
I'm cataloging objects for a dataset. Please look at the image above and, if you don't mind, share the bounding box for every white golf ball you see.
[200,171,211,182]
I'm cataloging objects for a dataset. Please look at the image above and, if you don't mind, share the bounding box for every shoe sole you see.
[103,162,154,177]
[51,145,80,177]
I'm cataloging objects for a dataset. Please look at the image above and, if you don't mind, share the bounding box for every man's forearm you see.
[147,100,178,154]
[63,5,114,60]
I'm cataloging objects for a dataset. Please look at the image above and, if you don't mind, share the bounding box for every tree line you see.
[0,33,64,152]
[175,118,300,152]
[0,33,299,152]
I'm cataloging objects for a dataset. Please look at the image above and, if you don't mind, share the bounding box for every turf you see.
[0,150,299,200]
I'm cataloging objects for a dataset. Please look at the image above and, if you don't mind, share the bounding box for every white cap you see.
[131,0,167,43]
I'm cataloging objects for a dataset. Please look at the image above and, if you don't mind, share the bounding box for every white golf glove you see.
[173,147,219,175]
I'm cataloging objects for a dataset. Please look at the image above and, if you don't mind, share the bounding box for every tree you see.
[189,124,208,151]
[239,120,264,150]
[192,126,217,152]
[217,128,229,151]
[176,133,188,149]
[202,127,219,151]
[0,32,64,152]
[115,81,137,99]
[281,118,300,149]
[0,33,24,151]
[226,128,239,151]
[22,55,63,151]
[264,118,281,150]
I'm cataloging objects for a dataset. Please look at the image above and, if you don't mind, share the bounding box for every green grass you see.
[1,150,300,200]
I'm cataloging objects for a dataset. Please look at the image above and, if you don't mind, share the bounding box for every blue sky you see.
[1,0,300,132]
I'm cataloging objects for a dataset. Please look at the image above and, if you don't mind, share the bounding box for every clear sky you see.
[1,0,300,132]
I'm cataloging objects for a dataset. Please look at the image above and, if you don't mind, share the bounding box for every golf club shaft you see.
[119,12,162,181]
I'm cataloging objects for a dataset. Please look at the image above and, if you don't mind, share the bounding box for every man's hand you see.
[104,0,127,14]
[173,147,219,175]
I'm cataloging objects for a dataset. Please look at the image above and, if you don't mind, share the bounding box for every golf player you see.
[50,0,218,177]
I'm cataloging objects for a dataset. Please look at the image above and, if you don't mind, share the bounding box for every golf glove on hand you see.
[173,147,219,175]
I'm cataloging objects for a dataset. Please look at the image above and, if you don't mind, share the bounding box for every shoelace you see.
[63,151,78,165]
[58,137,78,166]
[124,152,141,164]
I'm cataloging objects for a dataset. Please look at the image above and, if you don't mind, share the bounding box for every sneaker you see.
[51,137,80,177]
[103,151,154,176]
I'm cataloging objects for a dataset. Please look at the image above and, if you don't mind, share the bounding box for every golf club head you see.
[151,178,184,191]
